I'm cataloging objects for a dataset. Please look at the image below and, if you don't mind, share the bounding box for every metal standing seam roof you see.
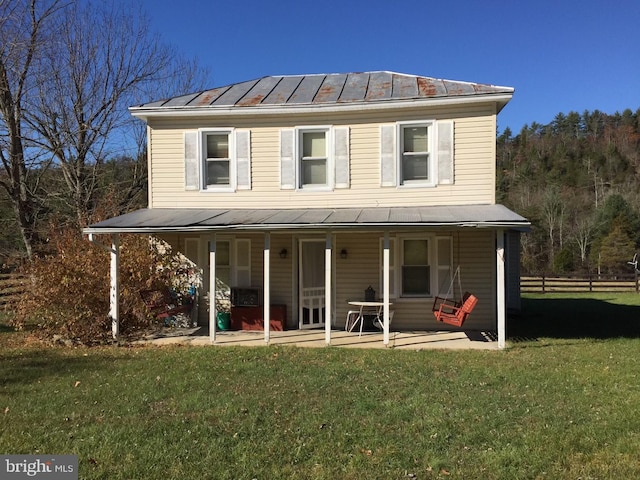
[130,71,514,112]
[83,205,530,234]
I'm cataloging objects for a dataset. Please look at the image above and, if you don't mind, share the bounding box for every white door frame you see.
[298,238,326,329]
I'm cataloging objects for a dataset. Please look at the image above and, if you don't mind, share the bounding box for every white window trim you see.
[400,236,432,298]
[435,236,454,298]
[295,125,334,191]
[381,234,452,299]
[234,238,251,287]
[397,120,436,188]
[200,128,236,192]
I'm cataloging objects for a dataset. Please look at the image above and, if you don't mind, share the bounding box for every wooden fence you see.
[0,273,28,309]
[521,274,640,294]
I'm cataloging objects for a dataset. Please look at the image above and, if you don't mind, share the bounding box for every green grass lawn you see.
[1,295,640,479]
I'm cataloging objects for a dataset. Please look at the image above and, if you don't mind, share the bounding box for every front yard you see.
[1,294,639,479]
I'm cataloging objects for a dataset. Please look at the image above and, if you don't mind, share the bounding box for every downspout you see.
[496,229,506,349]
[209,234,217,343]
[325,232,332,345]
[383,231,391,346]
[264,233,271,344]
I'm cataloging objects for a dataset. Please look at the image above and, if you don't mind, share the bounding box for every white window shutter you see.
[184,131,200,190]
[234,239,251,287]
[280,129,296,190]
[235,130,251,190]
[380,125,396,187]
[437,120,454,185]
[334,126,350,188]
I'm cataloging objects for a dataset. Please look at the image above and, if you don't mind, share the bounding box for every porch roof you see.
[84,205,530,234]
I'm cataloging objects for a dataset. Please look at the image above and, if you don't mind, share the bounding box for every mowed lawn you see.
[1,293,640,479]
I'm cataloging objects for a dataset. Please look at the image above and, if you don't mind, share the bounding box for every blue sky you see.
[143,0,639,134]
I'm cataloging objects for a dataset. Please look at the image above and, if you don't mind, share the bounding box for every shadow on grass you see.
[0,323,15,334]
[0,317,124,390]
[0,348,120,391]
[508,296,640,342]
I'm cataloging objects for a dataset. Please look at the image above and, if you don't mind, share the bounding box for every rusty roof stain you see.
[132,71,514,110]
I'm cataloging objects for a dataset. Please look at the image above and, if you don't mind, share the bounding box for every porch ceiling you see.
[83,205,530,235]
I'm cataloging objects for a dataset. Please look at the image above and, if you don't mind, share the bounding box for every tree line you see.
[498,109,640,275]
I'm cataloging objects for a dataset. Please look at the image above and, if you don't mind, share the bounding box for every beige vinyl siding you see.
[251,233,295,328]
[155,229,496,331]
[333,230,496,332]
[147,103,498,209]
[334,234,380,328]
[149,129,188,203]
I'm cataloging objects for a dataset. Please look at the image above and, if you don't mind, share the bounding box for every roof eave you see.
[129,93,514,121]
[83,220,530,236]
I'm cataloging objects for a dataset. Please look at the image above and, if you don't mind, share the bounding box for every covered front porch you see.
[84,205,530,350]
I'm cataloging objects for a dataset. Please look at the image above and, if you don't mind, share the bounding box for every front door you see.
[299,239,325,329]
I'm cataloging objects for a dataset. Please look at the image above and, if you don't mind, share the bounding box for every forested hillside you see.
[498,109,640,275]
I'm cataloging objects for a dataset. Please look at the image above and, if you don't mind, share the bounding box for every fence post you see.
[589,274,593,292]
[636,270,639,294]
[542,275,545,294]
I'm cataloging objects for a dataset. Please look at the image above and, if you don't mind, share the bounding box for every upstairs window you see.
[400,123,432,185]
[299,129,328,188]
[185,129,250,191]
[381,120,453,188]
[204,132,231,187]
[280,126,348,191]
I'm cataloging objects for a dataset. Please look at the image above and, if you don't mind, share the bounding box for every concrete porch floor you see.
[136,327,499,350]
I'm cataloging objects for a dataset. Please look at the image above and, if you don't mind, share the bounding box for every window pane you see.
[206,134,229,158]
[402,266,430,295]
[402,154,429,181]
[404,126,428,153]
[302,158,327,185]
[302,131,326,157]
[404,239,428,265]
[216,241,230,266]
[216,267,231,288]
[207,160,230,185]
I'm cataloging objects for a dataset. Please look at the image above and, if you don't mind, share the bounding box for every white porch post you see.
[383,231,390,346]
[209,235,217,343]
[325,232,332,345]
[264,233,271,344]
[496,229,506,349]
[109,234,120,341]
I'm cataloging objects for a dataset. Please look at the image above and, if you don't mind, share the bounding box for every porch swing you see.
[431,266,478,327]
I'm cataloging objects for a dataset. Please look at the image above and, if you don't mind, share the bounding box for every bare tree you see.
[0,0,64,259]
[542,185,565,270]
[3,0,209,255]
[25,1,209,226]
[573,215,594,267]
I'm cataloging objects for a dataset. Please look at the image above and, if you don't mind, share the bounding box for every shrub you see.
[11,226,200,344]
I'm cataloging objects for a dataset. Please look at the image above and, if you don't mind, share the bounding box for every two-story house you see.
[85,71,530,348]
